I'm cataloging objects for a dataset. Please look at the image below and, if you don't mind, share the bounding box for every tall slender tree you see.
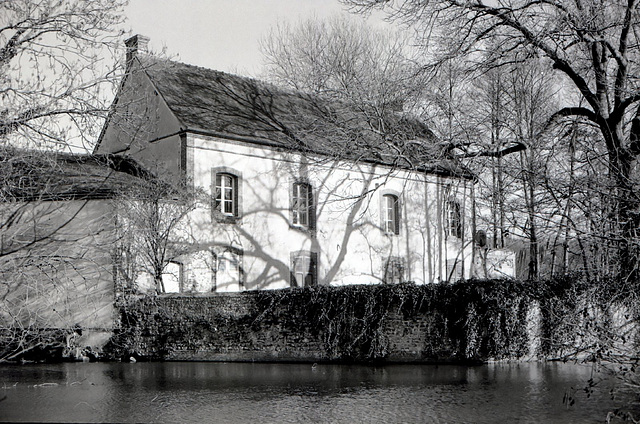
[344,0,640,280]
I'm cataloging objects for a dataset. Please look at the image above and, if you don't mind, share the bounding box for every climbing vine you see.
[105,277,638,365]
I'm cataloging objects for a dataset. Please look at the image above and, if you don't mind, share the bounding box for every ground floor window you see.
[446,258,463,282]
[214,246,243,292]
[161,260,183,293]
[290,251,318,287]
[384,257,404,284]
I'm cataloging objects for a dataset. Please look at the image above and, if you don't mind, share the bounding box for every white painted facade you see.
[136,132,474,292]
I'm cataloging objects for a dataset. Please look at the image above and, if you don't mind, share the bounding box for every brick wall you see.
[105,280,638,363]
[105,282,534,362]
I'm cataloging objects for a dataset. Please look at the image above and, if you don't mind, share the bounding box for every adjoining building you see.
[95,35,476,293]
[0,150,147,355]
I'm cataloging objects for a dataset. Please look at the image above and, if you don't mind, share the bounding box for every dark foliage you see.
[103,276,638,364]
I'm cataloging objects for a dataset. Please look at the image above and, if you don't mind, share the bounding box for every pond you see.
[0,361,637,423]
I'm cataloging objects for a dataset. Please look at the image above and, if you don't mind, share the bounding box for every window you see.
[181,250,217,293]
[446,258,462,282]
[291,181,314,229]
[382,193,400,235]
[384,257,404,284]
[214,246,243,292]
[290,251,318,287]
[212,168,242,221]
[216,173,236,216]
[161,261,183,293]
[445,200,462,238]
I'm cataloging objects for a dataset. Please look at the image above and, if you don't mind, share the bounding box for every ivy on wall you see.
[104,277,639,364]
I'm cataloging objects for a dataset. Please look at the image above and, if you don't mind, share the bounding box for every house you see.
[95,35,476,293]
[0,150,147,356]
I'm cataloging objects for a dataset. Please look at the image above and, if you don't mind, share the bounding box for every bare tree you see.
[261,16,426,116]
[501,58,560,279]
[0,0,127,150]
[115,181,202,295]
[344,0,640,281]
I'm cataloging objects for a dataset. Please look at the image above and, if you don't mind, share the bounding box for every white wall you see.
[177,133,473,291]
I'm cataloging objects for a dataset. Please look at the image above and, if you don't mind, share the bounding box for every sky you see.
[123,0,389,77]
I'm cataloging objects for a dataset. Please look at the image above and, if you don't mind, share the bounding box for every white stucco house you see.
[95,35,476,293]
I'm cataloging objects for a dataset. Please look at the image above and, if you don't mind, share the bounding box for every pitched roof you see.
[0,149,150,201]
[139,57,474,179]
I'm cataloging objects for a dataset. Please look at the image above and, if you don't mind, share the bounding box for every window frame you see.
[445,199,462,239]
[446,258,462,282]
[380,190,401,235]
[212,245,244,291]
[290,179,315,231]
[384,256,405,284]
[211,167,242,223]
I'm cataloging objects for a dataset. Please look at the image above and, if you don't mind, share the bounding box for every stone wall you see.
[104,278,639,363]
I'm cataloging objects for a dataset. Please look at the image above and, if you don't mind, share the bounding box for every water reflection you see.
[0,362,635,423]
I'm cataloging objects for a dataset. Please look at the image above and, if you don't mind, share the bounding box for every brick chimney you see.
[125,34,150,68]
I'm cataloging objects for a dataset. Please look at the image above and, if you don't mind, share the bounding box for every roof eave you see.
[182,127,474,180]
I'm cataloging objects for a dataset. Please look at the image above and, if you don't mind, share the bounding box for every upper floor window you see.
[216,173,236,216]
[446,200,462,238]
[382,193,400,235]
[212,168,242,222]
[291,181,314,229]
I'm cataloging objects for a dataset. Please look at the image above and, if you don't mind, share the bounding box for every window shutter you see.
[379,193,385,231]
[233,175,239,217]
[394,196,400,235]
[456,203,462,238]
[309,252,318,286]
[290,182,296,225]
[211,169,217,212]
[211,250,218,292]
[290,252,299,287]
[308,185,316,230]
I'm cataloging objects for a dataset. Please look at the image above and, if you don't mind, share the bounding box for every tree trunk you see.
[154,271,165,294]
[521,150,538,279]
[615,162,638,281]
[603,119,639,281]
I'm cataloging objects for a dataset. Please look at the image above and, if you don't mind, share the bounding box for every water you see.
[0,361,636,423]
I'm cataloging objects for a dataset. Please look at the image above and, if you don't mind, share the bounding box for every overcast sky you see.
[123,0,389,77]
